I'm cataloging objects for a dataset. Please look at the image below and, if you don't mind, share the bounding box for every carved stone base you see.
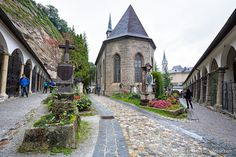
[19,118,79,152]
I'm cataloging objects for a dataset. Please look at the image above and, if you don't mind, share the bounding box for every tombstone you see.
[74,77,84,94]
[57,40,75,94]
[140,63,155,105]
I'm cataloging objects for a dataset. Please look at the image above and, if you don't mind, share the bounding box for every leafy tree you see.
[88,62,96,85]
[152,71,163,98]
[69,33,90,88]
[162,72,171,91]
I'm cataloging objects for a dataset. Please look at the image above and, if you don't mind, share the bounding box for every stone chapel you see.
[95,5,156,96]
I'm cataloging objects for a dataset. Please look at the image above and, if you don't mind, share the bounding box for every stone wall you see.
[98,38,155,96]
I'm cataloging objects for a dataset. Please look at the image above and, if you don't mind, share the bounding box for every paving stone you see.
[90,94,231,157]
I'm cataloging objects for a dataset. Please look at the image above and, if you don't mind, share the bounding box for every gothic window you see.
[135,53,143,82]
[114,54,121,83]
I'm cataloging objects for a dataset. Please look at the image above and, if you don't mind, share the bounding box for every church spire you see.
[162,51,168,73]
[106,14,112,38]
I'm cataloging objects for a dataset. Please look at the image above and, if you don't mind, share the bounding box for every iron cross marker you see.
[59,40,75,63]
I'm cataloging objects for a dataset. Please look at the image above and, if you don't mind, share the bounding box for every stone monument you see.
[57,40,75,94]
[140,63,155,105]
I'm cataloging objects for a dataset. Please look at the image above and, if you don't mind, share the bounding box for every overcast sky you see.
[34,0,236,70]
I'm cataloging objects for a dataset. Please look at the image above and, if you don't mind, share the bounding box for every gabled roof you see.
[108,5,149,39]
[95,5,156,65]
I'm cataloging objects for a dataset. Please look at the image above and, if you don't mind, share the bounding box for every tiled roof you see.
[169,65,192,73]
[108,5,149,39]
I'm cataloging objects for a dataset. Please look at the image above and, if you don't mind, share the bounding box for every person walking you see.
[43,81,48,93]
[96,84,101,96]
[49,80,55,93]
[19,74,29,97]
[185,88,193,109]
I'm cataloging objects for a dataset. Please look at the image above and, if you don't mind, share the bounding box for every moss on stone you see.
[0,0,63,40]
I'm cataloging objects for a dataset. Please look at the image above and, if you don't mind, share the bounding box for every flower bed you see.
[149,97,185,116]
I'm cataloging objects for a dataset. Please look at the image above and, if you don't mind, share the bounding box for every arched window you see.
[135,53,143,82]
[114,54,121,83]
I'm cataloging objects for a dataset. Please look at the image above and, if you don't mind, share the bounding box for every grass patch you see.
[112,95,187,119]
[50,146,72,156]
[76,120,90,142]
[140,106,187,119]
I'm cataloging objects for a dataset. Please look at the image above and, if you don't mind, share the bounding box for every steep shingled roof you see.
[108,5,149,39]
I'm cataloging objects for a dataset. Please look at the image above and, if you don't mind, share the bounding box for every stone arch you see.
[209,58,219,106]
[134,53,143,82]
[224,46,236,82]
[202,67,208,102]
[6,49,23,97]
[221,45,233,68]
[113,53,121,83]
[210,59,218,72]
[24,59,32,79]
[0,32,8,54]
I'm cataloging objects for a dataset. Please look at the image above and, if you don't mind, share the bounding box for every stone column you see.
[199,78,204,104]
[28,68,33,94]
[19,64,25,95]
[205,74,211,106]
[195,81,198,101]
[0,53,9,98]
[20,64,25,77]
[215,68,225,109]
[34,72,38,92]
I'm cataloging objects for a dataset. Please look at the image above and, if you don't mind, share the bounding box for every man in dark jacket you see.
[185,88,193,109]
[20,74,29,97]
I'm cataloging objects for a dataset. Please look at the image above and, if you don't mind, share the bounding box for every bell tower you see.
[162,51,168,73]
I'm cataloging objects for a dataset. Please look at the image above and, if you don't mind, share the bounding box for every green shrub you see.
[73,96,92,112]
[172,90,180,98]
[158,94,167,100]
[127,93,140,100]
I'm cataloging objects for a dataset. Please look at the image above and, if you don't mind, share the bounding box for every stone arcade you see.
[184,9,236,115]
[0,9,50,101]
[95,5,156,96]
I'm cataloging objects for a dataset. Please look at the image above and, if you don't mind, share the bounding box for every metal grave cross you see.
[59,40,75,63]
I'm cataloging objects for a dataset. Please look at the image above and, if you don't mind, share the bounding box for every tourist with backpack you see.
[43,81,48,93]
[19,74,29,97]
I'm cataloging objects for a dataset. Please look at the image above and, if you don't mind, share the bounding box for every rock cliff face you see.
[0,0,63,78]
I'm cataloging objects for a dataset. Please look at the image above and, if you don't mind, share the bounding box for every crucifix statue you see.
[57,40,75,93]
[59,40,75,63]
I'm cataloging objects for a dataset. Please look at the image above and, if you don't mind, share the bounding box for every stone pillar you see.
[20,64,25,77]
[195,81,198,101]
[29,69,33,94]
[215,68,225,109]
[205,74,211,106]
[199,79,204,104]
[34,72,38,92]
[19,64,25,94]
[0,53,9,98]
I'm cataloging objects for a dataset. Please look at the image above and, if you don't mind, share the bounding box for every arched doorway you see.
[223,47,236,113]
[209,59,218,106]
[24,60,32,80]
[6,50,23,97]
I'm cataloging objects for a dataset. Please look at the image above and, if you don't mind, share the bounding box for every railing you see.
[222,81,235,114]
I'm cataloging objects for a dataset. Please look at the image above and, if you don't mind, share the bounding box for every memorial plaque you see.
[57,64,73,84]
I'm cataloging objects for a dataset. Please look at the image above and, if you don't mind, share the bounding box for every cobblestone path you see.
[90,94,222,157]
